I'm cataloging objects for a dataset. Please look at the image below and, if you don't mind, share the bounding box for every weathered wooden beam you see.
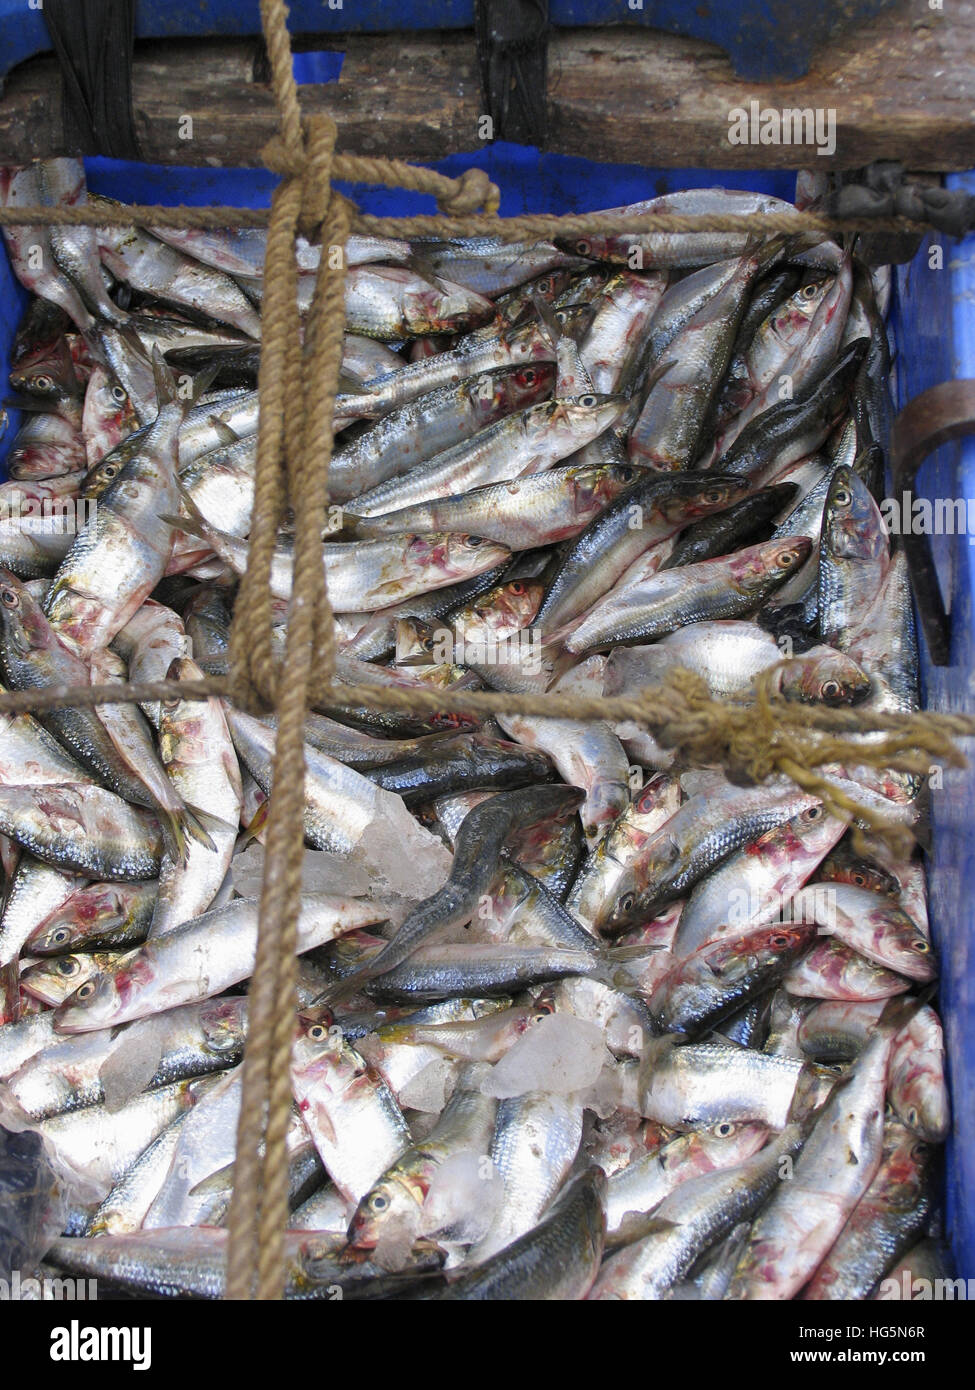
[0,8,972,172]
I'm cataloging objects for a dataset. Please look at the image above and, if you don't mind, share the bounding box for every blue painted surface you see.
[0,0,896,84]
[0,144,971,1275]
[893,174,975,1276]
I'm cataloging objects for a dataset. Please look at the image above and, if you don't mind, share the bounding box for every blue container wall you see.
[0,147,970,1275]
[0,0,897,83]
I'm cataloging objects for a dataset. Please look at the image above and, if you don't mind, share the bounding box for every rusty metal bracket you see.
[890,380,975,666]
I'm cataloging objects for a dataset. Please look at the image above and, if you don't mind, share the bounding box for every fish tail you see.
[159,807,190,866]
[183,806,221,855]
[152,347,220,415]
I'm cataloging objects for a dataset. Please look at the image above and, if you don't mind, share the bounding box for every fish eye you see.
[619,892,636,913]
[833,487,852,507]
[578,394,598,408]
[56,957,79,975]
[576,239,591,255]
[853,872,867,886]
[801,284,821,299]
[370,1192,389,1212]
[771,934,791,948]
[907,1108,920,1127]
[102,464,118,478]
[912,939,930,953]
[307,1023,328,1040]
[703,487,726,504]
[465,535,486,547]
[519,367,538,384]
[620,466,636,481]
[51,927,71,945]
[509,582,525,595]
[715,1122,735,1137]
[0,586,19,608]
[821,680,841,700]
[803,806,822,821]
[75,980,96,1000]
[110,386,127,404]
[778,550,798,568]
[33,374,54,391]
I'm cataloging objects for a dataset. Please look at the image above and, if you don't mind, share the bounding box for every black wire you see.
[475,0,549,146]
[44,0,142,160]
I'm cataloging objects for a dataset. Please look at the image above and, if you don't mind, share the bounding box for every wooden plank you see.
[0,7,972,171]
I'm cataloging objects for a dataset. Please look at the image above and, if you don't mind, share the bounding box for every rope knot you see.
[260,134,305,179]
[436,166,501,217]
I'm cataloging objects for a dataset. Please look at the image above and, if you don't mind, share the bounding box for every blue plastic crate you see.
[0,144,970,1279]
[0,0,898,85]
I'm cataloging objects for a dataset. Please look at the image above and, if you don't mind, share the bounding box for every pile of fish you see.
[0,159,951,1300]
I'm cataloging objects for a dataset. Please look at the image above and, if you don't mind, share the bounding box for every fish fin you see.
[206,416,241,448]
[0,961,22,1026]
[877,988,935,1036]
[152,349,220,412]
[181,805,222,855]
[162,482,219,546]
[236,796,270,851]
[188,1163,235,1197]
[158,808,189,865]
[643,357,679,395]
[529,290,564,349]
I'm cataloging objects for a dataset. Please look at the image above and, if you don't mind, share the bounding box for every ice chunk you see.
[399,1056,457,1114]
[372,1202,422,1272]
[421,1151,501,1245]
[231,821,452,905]
[480,1014,610,1099]
[576,1059,629,1119]
[99,1015,171,1113]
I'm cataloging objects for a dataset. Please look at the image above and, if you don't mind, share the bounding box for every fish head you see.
[878,1118,933,1204]
[346,1173,424,1252]
[822,466,888,563]
[468,579,545,635]
[20,952,96,1006]
[488,361,556,414]
[53,967,123,1032]
[201,998,248,1057]
[602,836,682,934]
[653,474,750,526]
[690,1119,771,1167]
[79,451,127,499]
[767,276,833,340]
[409,276,496,335]
[558,232,618,262]
[748,537,812,590]
[777,645,871,705]
[0,568,57,659]
[425,533,511,583]
[26,884,128,955]
[819,846,900,896]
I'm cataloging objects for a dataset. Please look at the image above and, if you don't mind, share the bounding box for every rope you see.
[0,201,924,240]
[0,0,968,1299]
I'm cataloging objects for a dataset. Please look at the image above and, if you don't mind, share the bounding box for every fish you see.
[726,998,920,1299]
[637,1036,806,1131]
[427,1166,606,1300]
[563,538,811,655]
[290,1013,412,1205]
[328,364,555,504]
[53,895,395,1032]
[589,1125,805,1300]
